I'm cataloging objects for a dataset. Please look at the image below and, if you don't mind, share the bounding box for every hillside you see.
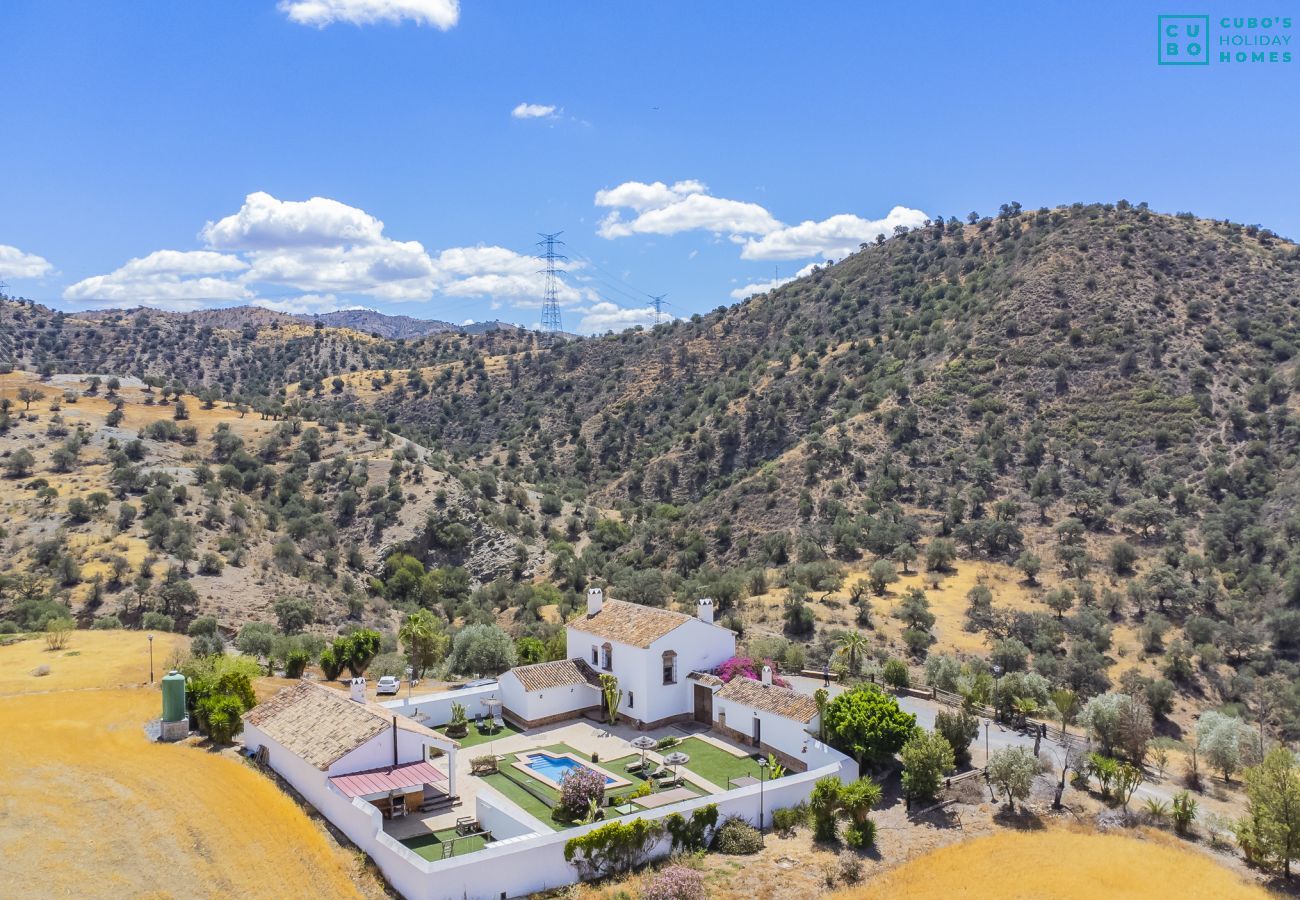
[4,201,1300,740]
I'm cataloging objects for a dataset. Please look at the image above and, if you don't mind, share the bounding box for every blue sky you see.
[1,1,1296,332]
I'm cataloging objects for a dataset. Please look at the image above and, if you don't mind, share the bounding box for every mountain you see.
[311,309,459,339]
[6,202,1300,737]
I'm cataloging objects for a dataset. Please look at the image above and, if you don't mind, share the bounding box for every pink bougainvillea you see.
[715,656,789,688]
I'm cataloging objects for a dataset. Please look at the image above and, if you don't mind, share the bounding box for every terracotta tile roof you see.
[569,598,694,648]
[717,677,820,724]
[243,680,455,770]
[688,671,724,687]
[511,658,603,693]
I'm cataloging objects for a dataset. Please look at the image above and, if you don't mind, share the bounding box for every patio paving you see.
[632,786,698,809]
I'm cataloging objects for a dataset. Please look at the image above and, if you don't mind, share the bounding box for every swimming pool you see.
[523,752,615,785]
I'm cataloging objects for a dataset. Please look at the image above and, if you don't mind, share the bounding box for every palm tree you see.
[1012,696,1039,728]
[1050,688,1078,736]
[399,609,444,680]
[834,631,870,676]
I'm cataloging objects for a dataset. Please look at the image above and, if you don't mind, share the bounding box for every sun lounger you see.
[626,759,647,774]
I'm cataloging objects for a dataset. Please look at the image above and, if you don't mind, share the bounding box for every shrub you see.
[882,658,909,689]
[809,775,843,842]
[934,708,980,767]
[559,766,606,819]
[901,729,955,801]
[642,865,705,900]
[665,805,718,852]
[838,849,863,883]
[843,819,877,849]
[564,818,664,879]
[44,617,74,650]
[716,655,789,687]
[1172,790,1198,835]
[92,615,123,630]
[369,651,407,678]
[318,647,343,680]
[771,803,809,834]
[823,684,917,765]
[285,649,309,678]
[200,694,245,743]
[141,611,175,632]
[712,815,762,854]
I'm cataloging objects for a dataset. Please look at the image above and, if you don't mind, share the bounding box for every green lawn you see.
[400,827,490,860]
[454,719,525,748]
[673,737,762,787]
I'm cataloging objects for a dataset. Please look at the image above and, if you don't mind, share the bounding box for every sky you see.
[1,1,1297,333]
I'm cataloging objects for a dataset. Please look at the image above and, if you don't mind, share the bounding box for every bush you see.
[882,658,909,689]
[199,694,245,743]
[934,708,980,767]
[712,815,762,854]
[642,865,705,900]
[823,684,917,765]
[370,651,407,678]
[141,611,175,632]
[44,617,74,650]
[843,819,877,849]
[900,729,955,801]
[318,647,344,680]
[771,803,809,834]
[92,615,123,630]
[285,649,310,678]
[559,766,606,819]
[838,849,863,883]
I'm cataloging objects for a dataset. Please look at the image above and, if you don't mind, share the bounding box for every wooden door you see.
[693,684,713,724]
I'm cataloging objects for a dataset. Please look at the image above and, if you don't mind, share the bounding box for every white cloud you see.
[63,250,251,309]
[574,301,665,334]
[740,206,929,261]
[279,0,459,28]
[729,262,820,300]
[202,191,387,250]
[0,244,54,279]
[66,191,590,315]
[511,102,558,120]
[594,180,777,240]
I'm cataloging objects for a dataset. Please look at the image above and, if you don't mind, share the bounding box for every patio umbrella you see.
[630,735,657,769]
[662,751,690,782]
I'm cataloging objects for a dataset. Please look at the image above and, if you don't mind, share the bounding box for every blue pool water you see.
[525,753,615,784]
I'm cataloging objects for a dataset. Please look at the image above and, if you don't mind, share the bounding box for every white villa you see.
[240,587,851,900]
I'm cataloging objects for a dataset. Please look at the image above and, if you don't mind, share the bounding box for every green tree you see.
[808,775,843,842]
[867,559,898,595]
[934,708,980,767]
[334,629,381,678]
[834,630,870,675]
[925,538,956,572]
[900,730,956,801]
[986,746,1037,812]
[446,623,517,675]
[273,596,314,634]
[823,684,917,766]
[4,448,35,478]
[839,777,883,848]
[1242,748,1300,879]
[399,609,448,679]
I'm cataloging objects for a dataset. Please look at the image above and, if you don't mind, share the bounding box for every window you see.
[601,642,613,670]
[662,650,677,685]
[628,691,634,709]
[591,646,598,665]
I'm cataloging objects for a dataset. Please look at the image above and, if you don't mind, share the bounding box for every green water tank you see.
[162,670,187,723]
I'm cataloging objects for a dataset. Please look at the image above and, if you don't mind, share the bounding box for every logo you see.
[1158,15,1294,65]
[1159,15,1210,64]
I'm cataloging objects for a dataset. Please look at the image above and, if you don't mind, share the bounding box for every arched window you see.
[662,650,677,685]
[601,642,613,670]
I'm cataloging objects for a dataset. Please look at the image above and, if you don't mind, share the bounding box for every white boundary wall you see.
[380,683,501,727]
[246,724,855,900]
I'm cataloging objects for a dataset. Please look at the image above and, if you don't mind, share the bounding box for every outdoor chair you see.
[625,759,647,774]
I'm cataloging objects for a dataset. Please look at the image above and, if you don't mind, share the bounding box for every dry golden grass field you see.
[839,827,1270,900]
[0,631,371,898]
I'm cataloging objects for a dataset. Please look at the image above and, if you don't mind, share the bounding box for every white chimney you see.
[697,597,715,624]
[350,677,366,703]
[587,587,604,616]
[761,665,773,686]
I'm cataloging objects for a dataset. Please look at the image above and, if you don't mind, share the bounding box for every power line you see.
[536,231,566,341]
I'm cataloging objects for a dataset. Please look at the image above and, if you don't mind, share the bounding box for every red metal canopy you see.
[329,760,446,798]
